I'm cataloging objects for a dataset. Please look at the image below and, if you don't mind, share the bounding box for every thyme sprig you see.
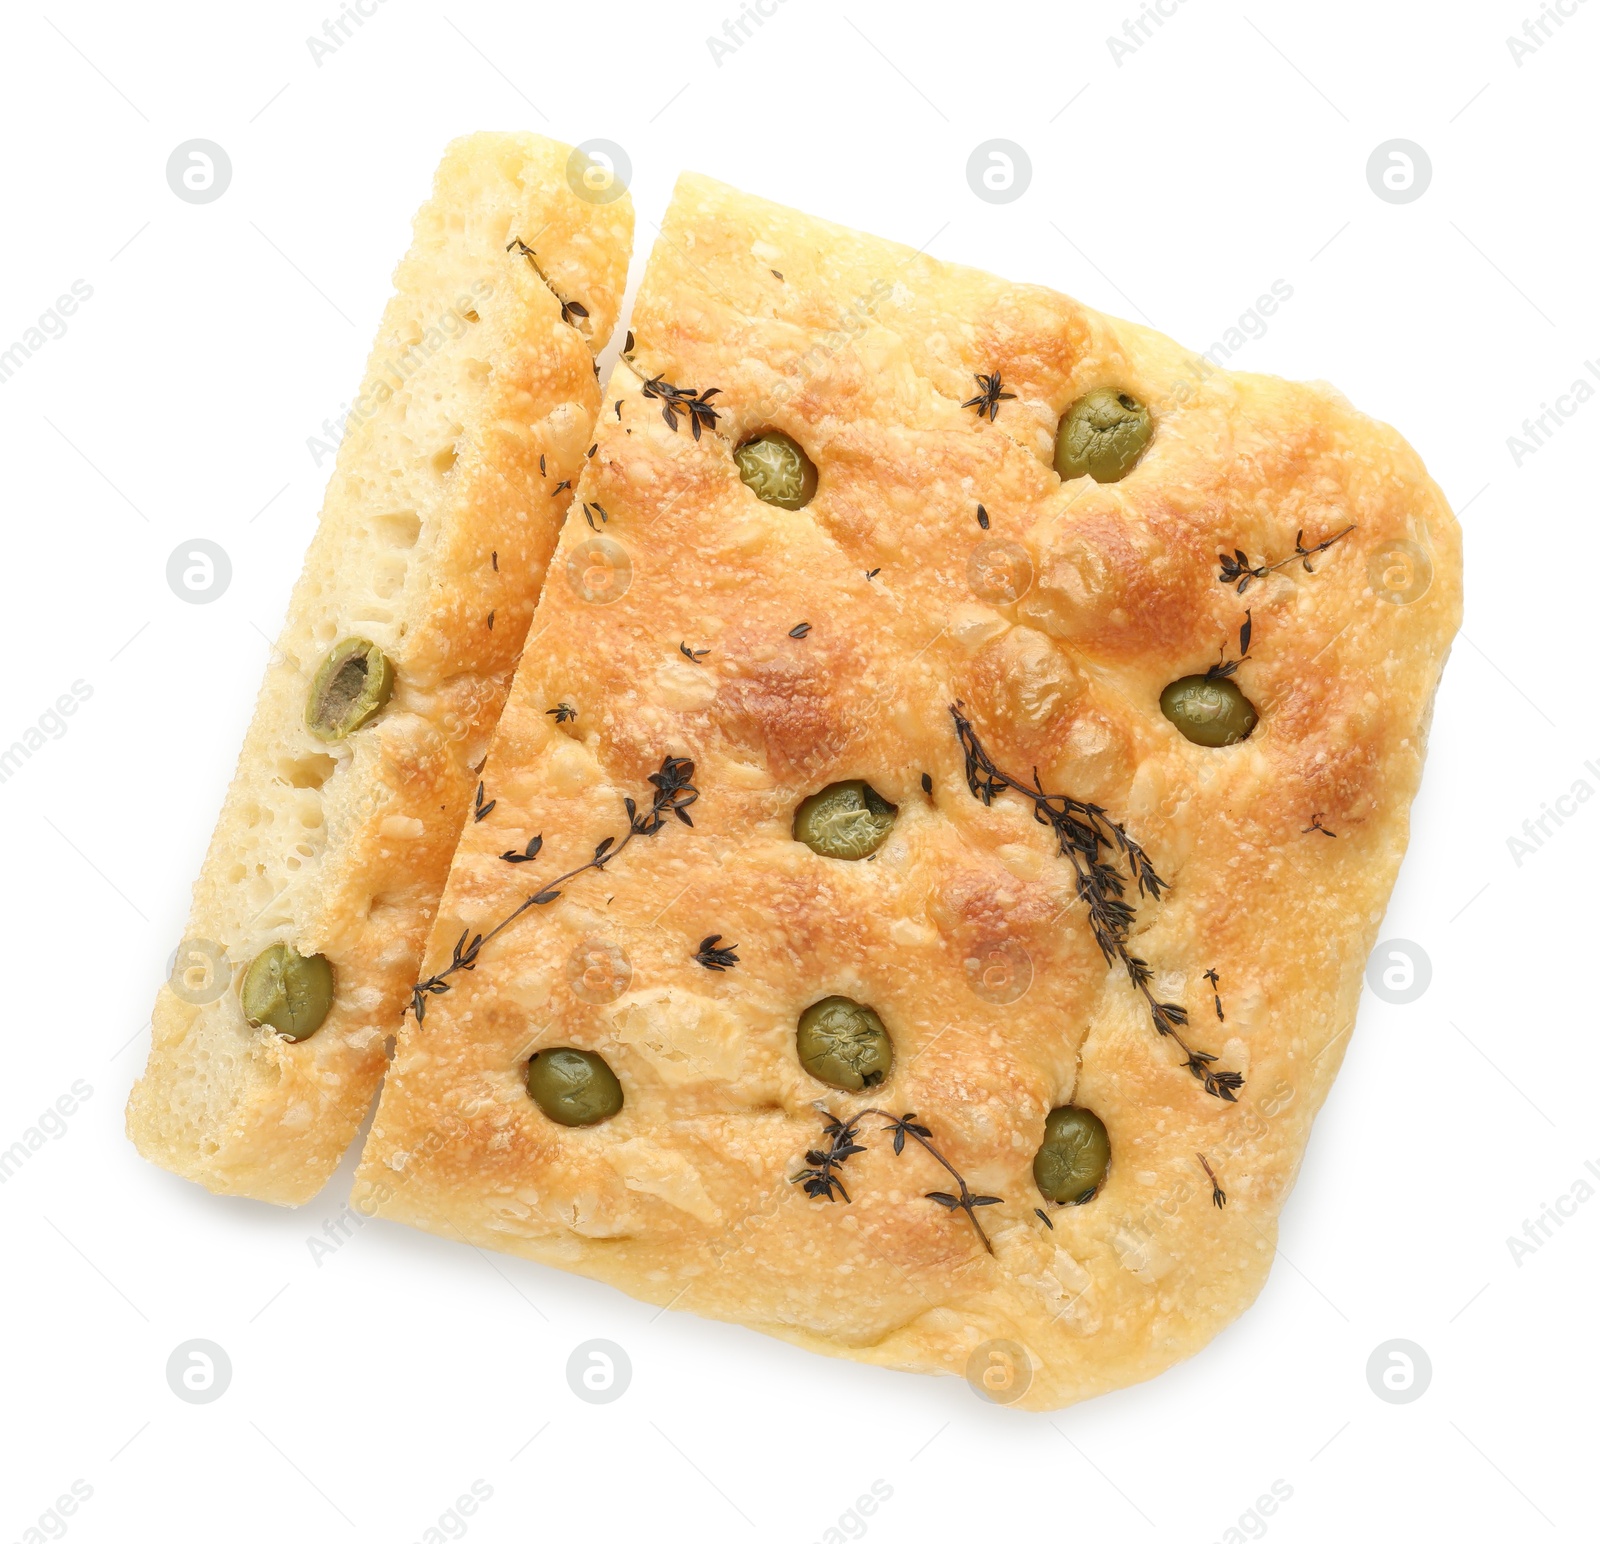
[1197,1153,1227,1208]
[546,703,577,723]
[1204,967,1224,1021]
[472,782,496,822]
[641,376,721,439]
[1218,525,1355,594]
[951,706,1243,1100]
[794,1114,864,1203]
[962,371,1016,422]
[506,237,589,329]
[692,935,739,971]
[1303,813,1337,838]
[1206,610,1253,681]
[408,756,697,1021]
[793,1107,1003,1254]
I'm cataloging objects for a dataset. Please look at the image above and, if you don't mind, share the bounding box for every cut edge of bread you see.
[126,132,633,1205]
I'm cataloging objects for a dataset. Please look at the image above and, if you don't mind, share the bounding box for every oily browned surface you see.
[126,133,631,1204]
[356,171,1459,1408]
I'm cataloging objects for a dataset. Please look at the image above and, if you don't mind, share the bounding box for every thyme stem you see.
[950,706,1243,1100]
[408,756,697,1021]
[1218,525,1355,594]
[794,1106,1002,1255]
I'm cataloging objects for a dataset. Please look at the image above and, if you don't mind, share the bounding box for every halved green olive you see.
[1160,675,1258,747]
[241,943,334,1042]
[1033,1106,1109,1205]
[1054,388,1153,483]
[793,780,897,860]
[734,430,818,510]
[797,996,893,1091]
[306,638,394,741]
[526,1047,623,1127]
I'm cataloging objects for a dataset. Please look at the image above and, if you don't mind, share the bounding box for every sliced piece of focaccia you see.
[354,172,1459,1408]
[127,134,632,1205]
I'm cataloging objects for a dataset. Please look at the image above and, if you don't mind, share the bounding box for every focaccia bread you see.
[354,172,1459,1408]
[127,133,632,1205]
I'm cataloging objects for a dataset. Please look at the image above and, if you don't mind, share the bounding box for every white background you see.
[0,2,1594,1541]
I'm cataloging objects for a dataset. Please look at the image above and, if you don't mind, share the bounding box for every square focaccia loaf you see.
[126,133,632,1205]
[354,172,1459,1408]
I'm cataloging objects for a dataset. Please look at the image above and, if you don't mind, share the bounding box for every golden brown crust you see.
[126,134,632,1205]
[355,172,1460,1407]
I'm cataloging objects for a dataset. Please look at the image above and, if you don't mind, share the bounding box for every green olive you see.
[793,780,897,860]
[526,1047,624,1127]
[1054,388,1153,483]
[796,996,893,1091]
[240,943,334,1042]
[734,430,818,510]
[1160,674,1258,747]
[1033,1106,1110,1205]
[306,638,394,741]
